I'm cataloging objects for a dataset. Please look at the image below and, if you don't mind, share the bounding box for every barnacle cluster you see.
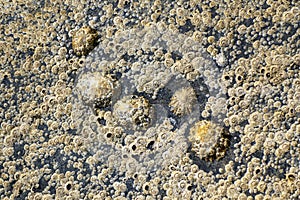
[75,71,114,107]
[189,120,230,161]
[1,0,300,199]
[72,26,99,57]
[113,95,152,129]
[70,24,224,175]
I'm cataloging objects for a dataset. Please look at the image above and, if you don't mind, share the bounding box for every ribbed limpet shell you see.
[169,87,197,116]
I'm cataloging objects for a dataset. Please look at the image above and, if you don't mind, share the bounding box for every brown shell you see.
[72,26,99,56]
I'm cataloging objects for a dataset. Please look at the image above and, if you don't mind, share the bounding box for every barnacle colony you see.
[2,0,300,199]
[71,23,227,173]
[189,120,229,161]
[113,95,152,129]
[72,26,99,57]
[74,71,114,108]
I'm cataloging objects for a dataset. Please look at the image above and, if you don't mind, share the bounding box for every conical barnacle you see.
[72,26,99,56]
[113,95,152,129]
[189,120,229,161]
[169,87,197,116]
